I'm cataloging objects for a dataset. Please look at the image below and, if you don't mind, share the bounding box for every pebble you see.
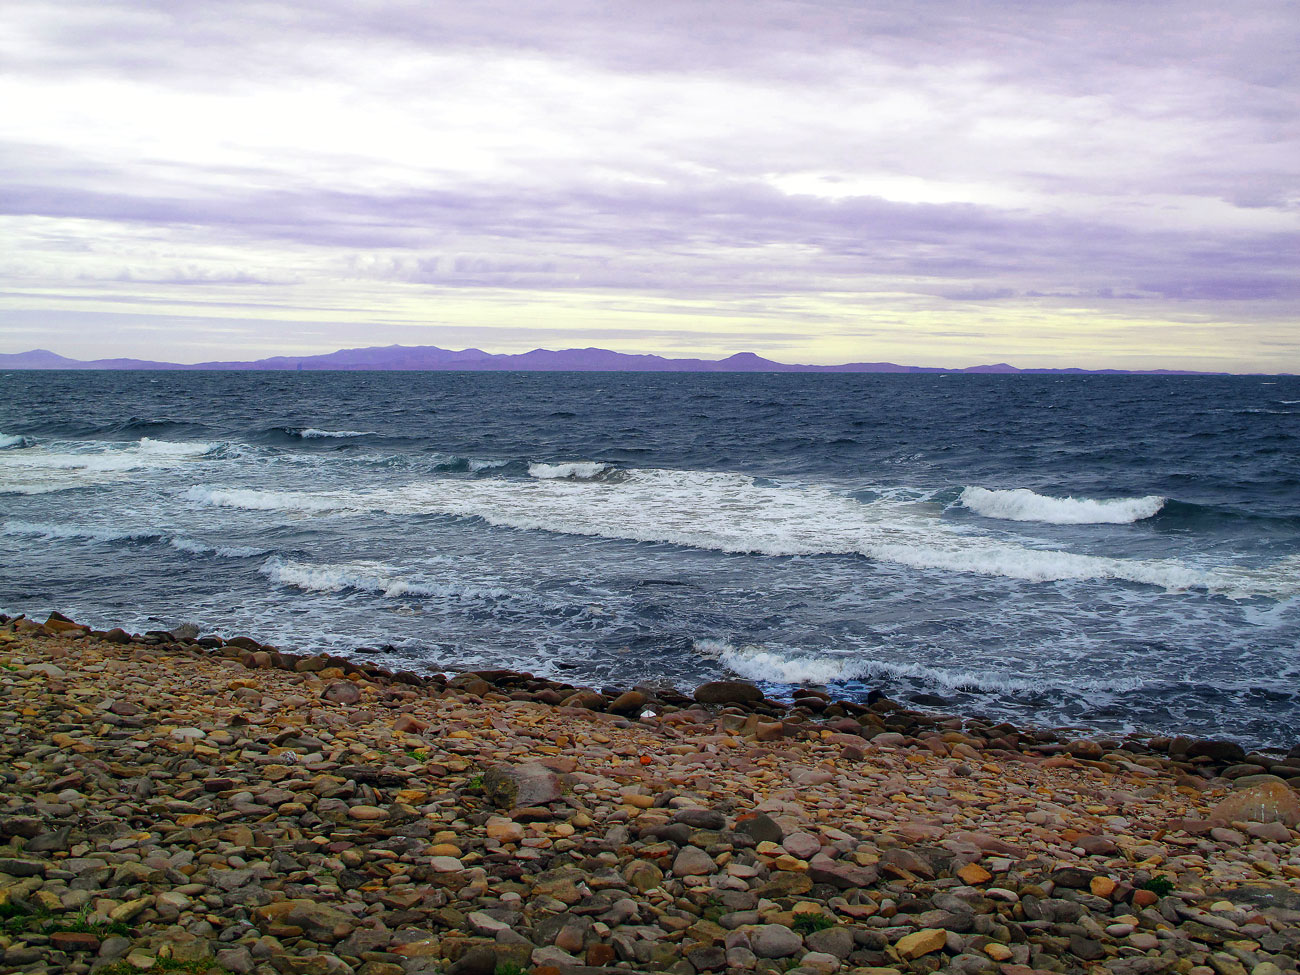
[1,614,1298,975]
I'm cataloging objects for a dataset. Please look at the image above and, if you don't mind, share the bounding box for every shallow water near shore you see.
[1,369,1298,747]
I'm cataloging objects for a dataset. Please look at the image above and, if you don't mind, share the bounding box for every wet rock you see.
[693,680,764,705]
[1187,739,1247,763]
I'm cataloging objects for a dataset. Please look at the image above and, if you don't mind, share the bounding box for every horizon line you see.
[0,343,1286,376]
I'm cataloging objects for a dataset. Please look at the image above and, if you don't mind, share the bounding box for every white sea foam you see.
[260,557,506,600]
[298,428,374,438]
[1,519,159,543]
[696,639,865,684]
[959,487,1165,524]
[169,537,267,558]
[185,486,347,514]
[0,433,30,449]
[696,639,1153,694]
[468,458,510,472]
[187,468,1297,598]
[528,461,610,479]
[0,438,224,494]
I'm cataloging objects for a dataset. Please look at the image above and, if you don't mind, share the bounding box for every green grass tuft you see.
[1142,875,1175,897]
[791,913,835,934]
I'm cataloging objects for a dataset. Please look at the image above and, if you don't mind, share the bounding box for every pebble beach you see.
[2,612,1299,975]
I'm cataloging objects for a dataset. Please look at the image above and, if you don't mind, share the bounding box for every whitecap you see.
[1,519,160,544]
[169,537,267,558]
[528,461,611,479]
[185,485,347,514]
[959,487,1165,524]
[298,428,374,438]
[0,437,225,494]
[185,468,1296,598]
[259,557,506,600]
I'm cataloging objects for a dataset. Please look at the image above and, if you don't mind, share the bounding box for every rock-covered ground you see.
[2,613,1299,975]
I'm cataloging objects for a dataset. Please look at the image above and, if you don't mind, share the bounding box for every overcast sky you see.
[2,0,1297,369]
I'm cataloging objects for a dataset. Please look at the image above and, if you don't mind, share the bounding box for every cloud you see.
[0,0,1296,367]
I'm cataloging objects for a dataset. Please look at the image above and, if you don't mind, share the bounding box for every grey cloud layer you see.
[1,0,1297,364]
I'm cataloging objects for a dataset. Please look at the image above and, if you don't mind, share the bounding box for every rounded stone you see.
[750,924,803,958]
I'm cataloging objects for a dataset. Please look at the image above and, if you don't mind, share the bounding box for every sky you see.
[1,1,1297,370]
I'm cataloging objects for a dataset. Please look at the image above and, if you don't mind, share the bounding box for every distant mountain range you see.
[0,345,1226,375]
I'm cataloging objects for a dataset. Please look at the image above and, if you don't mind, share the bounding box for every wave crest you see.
[528,461,611,480]
[297,428,374,439]
[960,486,1165,524]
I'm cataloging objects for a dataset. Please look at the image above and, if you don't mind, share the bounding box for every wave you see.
[296,428,375,439]
[1,519,162,544]
[697,639,1153,695]
[184,469,1298,598]
[169,537,267,558]
[0,433,34,450]
[0,437,231,494]
[696,639,864,685]
[959,487,1165,524]
[185,485,343,514]
[528,461,612,480]
[259,557,507,600]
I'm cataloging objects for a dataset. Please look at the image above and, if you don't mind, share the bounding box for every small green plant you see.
[36,903,131,939]
[405,748,430,761]
[1142,875,1175,897]
[0,901,51,934]
[494,963,526,975]
[466,773,485,791]
[699,894,726,923]
[791,913,835,934]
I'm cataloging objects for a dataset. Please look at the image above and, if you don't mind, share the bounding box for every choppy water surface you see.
[2,370,1297,747]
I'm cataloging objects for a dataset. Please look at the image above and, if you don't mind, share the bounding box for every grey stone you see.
[751,924,803,958]
[482,763,562,809]
[672,846,716,876]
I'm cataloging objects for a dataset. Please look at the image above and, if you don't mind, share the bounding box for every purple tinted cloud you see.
[0,0,1297,366]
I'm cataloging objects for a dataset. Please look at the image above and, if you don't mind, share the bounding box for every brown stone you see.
[693,680,764,704]
[895,928,947,960]
[49,931,101,953]
[957,863,992,885]
[1210,782,1300,826]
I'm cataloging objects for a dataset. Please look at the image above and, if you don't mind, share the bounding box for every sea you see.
[2,370,1298,749]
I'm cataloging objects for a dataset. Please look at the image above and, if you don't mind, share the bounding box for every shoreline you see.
[2,611,1298,975]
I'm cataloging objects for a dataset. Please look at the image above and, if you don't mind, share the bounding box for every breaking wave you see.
[697,639,1154,695]
[0,519,162,544]
[528,461,611,479]
[297,428,374,438]
[259,557,507,600]
[169,538,267,558]
[0,438,230,494]
[960,487,1165,524]
[185,468,1298,598]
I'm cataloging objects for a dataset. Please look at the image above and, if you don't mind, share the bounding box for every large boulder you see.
[1210,782,1300,826]
[693,680,764,705]
[482,763,563,809]
[1186,739,1247,763]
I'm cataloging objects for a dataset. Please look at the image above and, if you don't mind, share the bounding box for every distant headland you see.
[0,345,1233,375]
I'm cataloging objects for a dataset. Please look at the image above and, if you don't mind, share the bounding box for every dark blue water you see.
[2,370,1298,747]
